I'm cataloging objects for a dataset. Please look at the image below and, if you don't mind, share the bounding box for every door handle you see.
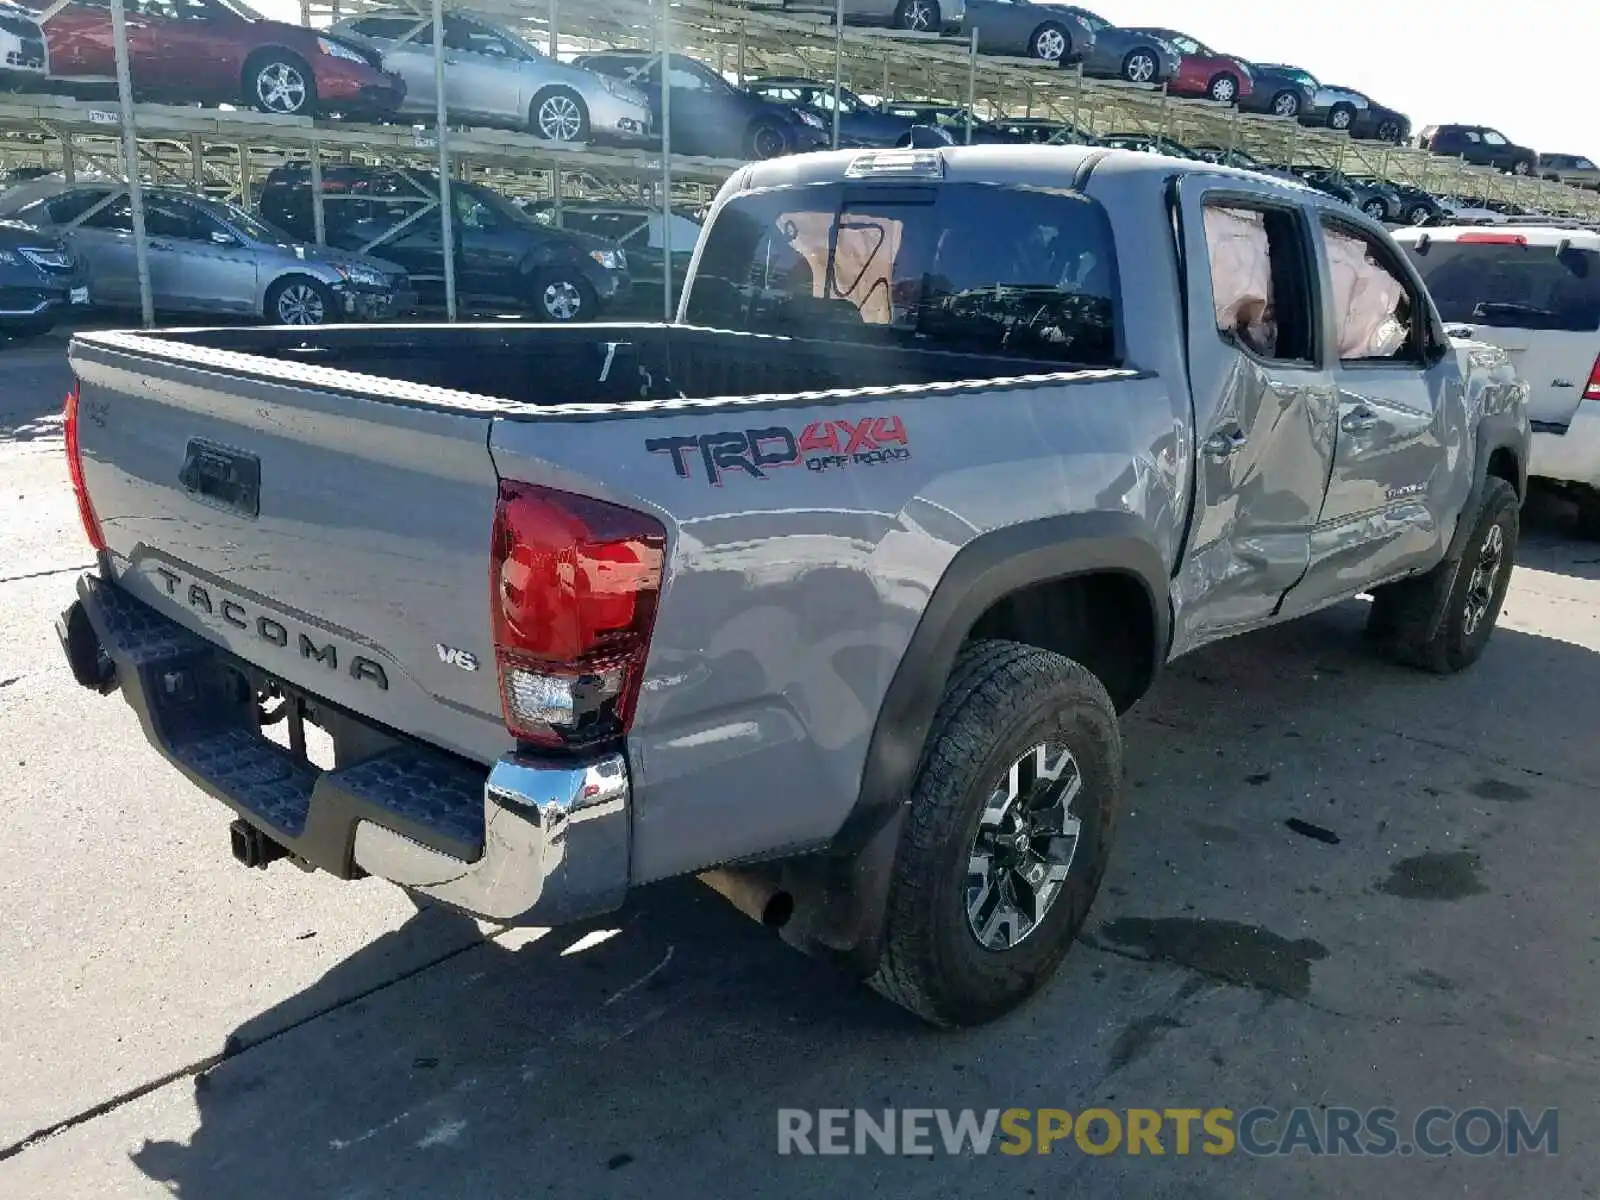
[1552,379,1576,389]
[1341,407,1379,433]
[1203,428,1247,459]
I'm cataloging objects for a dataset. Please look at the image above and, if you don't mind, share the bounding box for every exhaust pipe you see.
[230,819,287,869]
[698,867,794,928]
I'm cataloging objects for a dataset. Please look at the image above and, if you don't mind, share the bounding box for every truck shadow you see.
[124,528,1600,1198]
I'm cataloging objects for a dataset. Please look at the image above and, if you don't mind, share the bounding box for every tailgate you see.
[1442,323,1594,427]
[68,332,509,764]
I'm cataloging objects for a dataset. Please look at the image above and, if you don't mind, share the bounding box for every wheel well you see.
[242,46,310,82]
[1488,446,1521,498]
[263,273,330,317]
[963,572,1157,713]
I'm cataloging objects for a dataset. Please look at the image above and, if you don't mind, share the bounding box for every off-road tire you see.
[867,640,1122,1027]
[1367,477,1519,673]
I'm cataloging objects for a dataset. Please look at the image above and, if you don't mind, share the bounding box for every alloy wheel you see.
[1125,52,1156,83]
[1033,28,1067,62]
[1363,199,1387,219]
[1273,92,1300,117]
[965,742,1083,951]
[752,124,787,159]
[1462,523,1506,637]
[276,283,325,325]
[1330,108,1353,130]
[542,280,583,321]
[537,94,583,141]
[256,63,307,115]
[902,0,933,31]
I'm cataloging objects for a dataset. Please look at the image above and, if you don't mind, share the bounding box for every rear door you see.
[1169,181,1340,652]
[1291,214,1462,610]
[1405,231,1600,429]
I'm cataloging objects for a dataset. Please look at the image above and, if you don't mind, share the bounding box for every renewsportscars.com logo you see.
[777,1106,1559,1158]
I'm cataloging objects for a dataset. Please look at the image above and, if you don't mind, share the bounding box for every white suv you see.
[0,2,47,89]
[1395,224,1600,534]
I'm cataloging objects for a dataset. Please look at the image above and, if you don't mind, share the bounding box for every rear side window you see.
[684,180,1120,367]
[1405,239,1600,332]
[1200,204,1315,364]
[1320,220,1416,361]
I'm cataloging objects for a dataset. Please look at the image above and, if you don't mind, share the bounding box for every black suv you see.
[1420,124,1539,176]
[258,165,630,322]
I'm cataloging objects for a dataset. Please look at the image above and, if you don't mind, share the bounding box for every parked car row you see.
[0,163,680,335]
[3,0,1590,186]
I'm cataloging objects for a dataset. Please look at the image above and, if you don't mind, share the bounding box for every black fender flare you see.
[1445,412,1527,563]
[773,511,1170,975]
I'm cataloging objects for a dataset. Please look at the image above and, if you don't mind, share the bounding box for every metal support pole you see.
[190,134,202,193]
[62,136,76,184]
[737,18,746,85]
[310,142,326,247]
[659,0,674,322]
[238,143,252,207]
[1226,104,1238,154]
[549,0,558,58]
[831,0,843,150]
[1024,80,1033,119]
[432,0,456,321]
[881,51,889,103]
[299,0,310,25]
[552,168,563,226]
[110,0,152,328]
[1073,64,1085,134]
[964,28,977,145]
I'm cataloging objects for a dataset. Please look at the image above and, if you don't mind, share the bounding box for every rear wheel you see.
[1361,198,1388,220]
[244,52,315,117]
[745,119,790,160]
[1271,90,1301,118]
[1121,49,1158,84]
[867,640,1122,1027]
[1367,477,1519,673]
[1031,22,1070,63]
[531,271,596,322]
[1375,118,1404,143]
[530,87,589,143]
[892,0,940,32]
[1327,104,1356,132]
[1406,202,1434,225]
[1207,73,1239,104]
[265,276,336,326]
[1511,157,1533,176]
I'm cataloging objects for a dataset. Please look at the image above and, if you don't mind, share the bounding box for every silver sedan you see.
[331,10,653,144]
[1,183,412,325]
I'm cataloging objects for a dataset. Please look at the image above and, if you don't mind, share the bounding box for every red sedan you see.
[1124,27,1254,105]
[30,0,403,119]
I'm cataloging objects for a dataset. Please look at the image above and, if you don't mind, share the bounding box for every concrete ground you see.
[2,330,1598,1198]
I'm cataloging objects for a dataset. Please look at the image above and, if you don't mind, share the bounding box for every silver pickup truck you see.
[56,145,1529,1027]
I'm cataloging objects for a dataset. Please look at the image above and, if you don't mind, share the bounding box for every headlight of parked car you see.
[318,37,368,65]
[0,249,19,266]
[797,109,825,130]
[336,262,387,288]
[20,247,71,270]
[589,248,626,271]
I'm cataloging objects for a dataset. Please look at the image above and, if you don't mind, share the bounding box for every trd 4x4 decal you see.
[647,416,910,485]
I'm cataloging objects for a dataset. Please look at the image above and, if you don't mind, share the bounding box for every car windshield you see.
[1405,240,1600,332]
[684,180,1120,368]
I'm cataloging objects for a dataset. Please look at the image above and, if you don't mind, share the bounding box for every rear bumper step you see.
[58,572,630,925]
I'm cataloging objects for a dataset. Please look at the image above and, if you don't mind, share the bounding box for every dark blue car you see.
[0,216,88,339]
[746,77,916,148]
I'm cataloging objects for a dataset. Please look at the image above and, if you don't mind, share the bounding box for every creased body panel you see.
[489,372,1184,884]
[69,339,508,764]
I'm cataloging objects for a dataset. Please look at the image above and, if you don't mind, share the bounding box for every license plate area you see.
[69,286,89,305]
[179,439,260,518]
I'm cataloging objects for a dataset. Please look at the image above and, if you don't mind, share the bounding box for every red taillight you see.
[489,481,666,750]
[62,385,106,553]
[1585,352,1600,402]
[1456,232,1528,245]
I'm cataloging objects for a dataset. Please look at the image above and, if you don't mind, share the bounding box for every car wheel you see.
[866,639,1122,1028]
[533,272,595,322]
[1121,49,1158,84]
[1327,103,1355,132]
[1406,202,1434,225]
[244,52,316,117]
[530,87,589,143]
[892,0,940,32]
[1376,119,1403,143]
[1271,90,1301,118]
[1361,198,1388,219]
[1031,22,1070,63]
[745,119,791,160]
[1207,73,1239,104]
[1512,158,1533,176]
[266,276,336,325]
[1367,477,1519,673]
